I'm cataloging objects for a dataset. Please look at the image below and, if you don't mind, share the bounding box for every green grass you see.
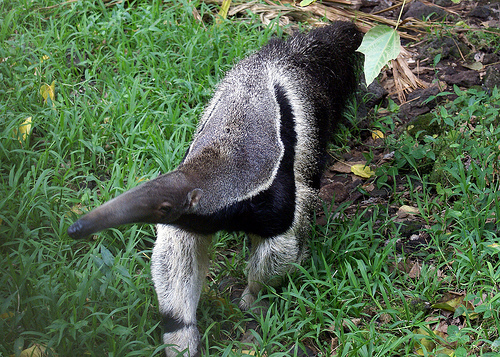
[1,0,500,356]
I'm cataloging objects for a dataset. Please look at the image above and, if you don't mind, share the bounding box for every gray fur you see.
[184,63,285,213]
[152,225,208,356]
[67,22,363,356]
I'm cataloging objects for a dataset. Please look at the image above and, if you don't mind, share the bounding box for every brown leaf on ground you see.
[330,161,357,174]
[408,260,421,279]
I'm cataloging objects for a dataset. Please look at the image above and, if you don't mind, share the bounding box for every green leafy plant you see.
[357,25,401,86]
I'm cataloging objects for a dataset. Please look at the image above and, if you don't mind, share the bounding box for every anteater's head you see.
[67,171,202,239]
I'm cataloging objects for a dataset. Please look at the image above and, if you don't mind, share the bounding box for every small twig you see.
[420,0,463,17]
[455,27,500,36]
[371,1,405,16]
[451,38,466,62]
[394,0,406,31]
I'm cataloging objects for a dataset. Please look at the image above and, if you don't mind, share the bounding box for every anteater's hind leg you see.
[151,224,210,357]
[239,184,314,312]
[239,231,307,312]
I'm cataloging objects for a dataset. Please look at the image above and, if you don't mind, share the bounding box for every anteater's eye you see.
[159,202,173,214]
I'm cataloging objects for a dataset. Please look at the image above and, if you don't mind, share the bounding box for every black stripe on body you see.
[162,313,194,334]
[175,83,297,238]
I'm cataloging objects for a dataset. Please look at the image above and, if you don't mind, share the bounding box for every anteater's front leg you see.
[151,225,210,357]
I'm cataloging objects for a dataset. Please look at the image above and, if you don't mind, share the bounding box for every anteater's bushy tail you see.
[287,21,363,102]
[260,22,362,117]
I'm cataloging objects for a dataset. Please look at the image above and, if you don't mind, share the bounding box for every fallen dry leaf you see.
[330,161,353,173]
[414,327,436,353]
[363,182,375,192]
[19,344,54,357]
[432,293,478,319]
[397,205,420,217]
[414,327,456,356]
[330,160,368,174]
[40,81,56,104]
[435,321,449,335]
[17,117,33,144]
[372,129,384,140]
[351,164,375,178]
[408,261,421,279]
[463,62,483,71]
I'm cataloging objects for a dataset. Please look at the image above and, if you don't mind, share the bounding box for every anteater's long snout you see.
[67,179,162,239]
[67,185,150,239]
[67,172,199,239]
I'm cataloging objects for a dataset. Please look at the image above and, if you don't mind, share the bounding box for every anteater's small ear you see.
[187,188,203,209]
